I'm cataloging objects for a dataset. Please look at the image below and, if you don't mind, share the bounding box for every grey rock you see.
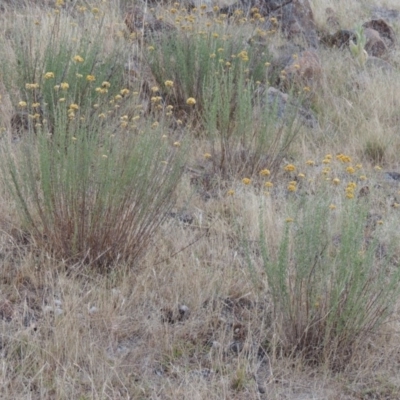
[256,86,318,128]
[178,304,190,320]
[364,28,388,58]
[371,7,400,23]
[363,19,396,49]
[384,171,400,184]
[229,341,244,354]
[277,0,319,48]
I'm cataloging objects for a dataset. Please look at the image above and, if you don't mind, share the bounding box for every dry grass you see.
[1,0,400,399]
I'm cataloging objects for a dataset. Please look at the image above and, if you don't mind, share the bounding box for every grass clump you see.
[257,193,400,369]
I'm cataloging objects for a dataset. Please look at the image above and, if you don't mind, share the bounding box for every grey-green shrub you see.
[0,10,186,268]
[256,194,400,369]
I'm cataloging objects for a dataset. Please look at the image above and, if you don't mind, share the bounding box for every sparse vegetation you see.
[0,0,400,398]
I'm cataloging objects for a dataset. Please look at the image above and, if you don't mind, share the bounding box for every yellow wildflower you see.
[164,80,174,88]
[32,102,40,108]
[120,89,130,96]
[25,83,39,90]
[186,97,196,105]
[322,167,331,174]
[60,82,69,90]
[346,166,355,174]
[18,101,27,108]
[306,160,315,166]
[237,50,249,62]
[264,181,273,188]
[347,182,357,189]
[336,154,352,163]
[102,81,111,88]
[73,55,84,63]
[285,218,294,223]
[203,153,212,159]
[173,141,181,147]
[242,178,251,185]
[329,204,336,210]
[44,72,55,79]
[259,169,270,176]
[332,178,340,185]
[69,103,79,110]
[287,184,297,192]
[227,189,235,196]
[284,164,296,172]
[86,75,96,82]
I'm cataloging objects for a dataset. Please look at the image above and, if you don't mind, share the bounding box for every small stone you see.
[229,341,244,354]
[258,385,267,394]
[178,304,190,320]
[43,305,54,314]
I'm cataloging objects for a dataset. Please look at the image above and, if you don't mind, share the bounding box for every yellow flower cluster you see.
[284,164,296,172]
[336,154,352,163]
[259,169,270,176]
[345,182,357,199]
[287,181,297,192]
[237,50,249,62]
[73,55,84,63]
[26,83,39,90]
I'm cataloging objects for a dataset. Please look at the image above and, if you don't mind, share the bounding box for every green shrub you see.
[146,26,298,178]
[0,10,125,136]
[0,11,186,268]
[256,194,400,369]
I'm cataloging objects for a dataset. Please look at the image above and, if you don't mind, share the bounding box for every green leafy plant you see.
[349,25,368,66]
